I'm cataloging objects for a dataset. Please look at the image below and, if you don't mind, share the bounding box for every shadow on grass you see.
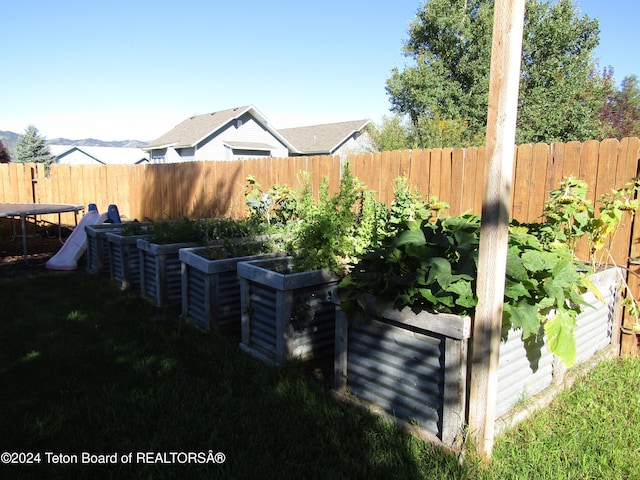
[0,272,470,480]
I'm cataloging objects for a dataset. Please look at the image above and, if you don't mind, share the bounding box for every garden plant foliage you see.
[338,176,639,368]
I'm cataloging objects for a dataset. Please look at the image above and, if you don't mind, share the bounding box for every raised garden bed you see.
[333,267,622,447]
[105,230,150,290]
[180,244,284,332]
[138,238,199,307]
[85,222,149,276]
[237,256,340,365]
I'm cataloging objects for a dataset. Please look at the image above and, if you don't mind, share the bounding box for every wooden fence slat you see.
[562,140,582,179]
[450,148,464,215]
[429,148,442,202]
[512,144,532,220]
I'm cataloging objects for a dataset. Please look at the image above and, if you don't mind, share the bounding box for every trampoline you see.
[0,203,85,262]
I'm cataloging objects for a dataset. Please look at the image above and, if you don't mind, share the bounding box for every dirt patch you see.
[0,230,73,281]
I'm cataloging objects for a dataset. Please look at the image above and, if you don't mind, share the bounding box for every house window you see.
[236,119,243,128]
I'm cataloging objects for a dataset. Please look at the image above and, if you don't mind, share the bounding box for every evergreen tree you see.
[14,125,54,166]
[386,0,604,146]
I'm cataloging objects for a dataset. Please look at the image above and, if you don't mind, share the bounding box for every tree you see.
[370,114,411,151]
[386,0,604,146]
[0,140,10,163]
[599,74,640,139]
[14,125,54,167]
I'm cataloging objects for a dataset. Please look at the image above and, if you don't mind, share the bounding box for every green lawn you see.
[0,271,638,479]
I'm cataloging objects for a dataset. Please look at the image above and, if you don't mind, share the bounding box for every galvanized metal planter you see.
[237,256,340,365]
[86,222,152,276]
[137,239,199,307]
[334,267,621,447]
[495,266,622,417]
[334,296,471,446]
[85,224,124,275]
[180,246,283,332]
[105,231,150,290]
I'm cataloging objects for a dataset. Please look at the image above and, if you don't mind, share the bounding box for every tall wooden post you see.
[468,0,526,460]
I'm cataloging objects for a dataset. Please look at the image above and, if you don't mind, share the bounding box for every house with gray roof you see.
[279,119,374,156]
[144,105,294,163]
[144,105,374,163]
[50,145,149,165]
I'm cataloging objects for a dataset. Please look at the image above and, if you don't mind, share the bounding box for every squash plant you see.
[336,175,640,368]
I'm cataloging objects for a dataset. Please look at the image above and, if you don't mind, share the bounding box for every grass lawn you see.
[0,271,638,479]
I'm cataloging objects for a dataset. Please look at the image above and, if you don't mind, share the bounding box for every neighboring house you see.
[279,119,374,156]
[144,105,375,163]
[144,105,294,163]
[50,145,149,165]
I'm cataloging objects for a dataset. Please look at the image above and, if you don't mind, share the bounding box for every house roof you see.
[49,145,149,165]
[144,105,297,152]
[279,119,372,155]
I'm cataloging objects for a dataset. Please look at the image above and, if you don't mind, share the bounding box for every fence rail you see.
[1,137,639,354]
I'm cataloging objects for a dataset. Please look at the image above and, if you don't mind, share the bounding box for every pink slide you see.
[46,210,109,271]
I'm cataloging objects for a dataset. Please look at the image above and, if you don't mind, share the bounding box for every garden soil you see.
[0,226,75,282]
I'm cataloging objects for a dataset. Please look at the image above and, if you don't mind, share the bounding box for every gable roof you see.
[49,145,149,165]
[279,119,372,155]
[144,105,297,152]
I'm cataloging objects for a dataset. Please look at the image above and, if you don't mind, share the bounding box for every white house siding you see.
[194,113,288,161]
[165,148,183,163]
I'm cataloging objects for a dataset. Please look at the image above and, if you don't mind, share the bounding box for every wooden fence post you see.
[468,0,526,461]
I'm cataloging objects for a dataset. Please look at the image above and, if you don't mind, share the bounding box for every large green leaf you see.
[544,310,577,367]
[425,257,453,286]
[551,258,581,287]
[521,249,556,272]
[503,299,540,339]
[393,228,426,248]
[504,278,531,300]
[506,246,529,281]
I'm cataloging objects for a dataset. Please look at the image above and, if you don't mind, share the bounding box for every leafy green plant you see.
[385,177,449,238]
[539,175,640,267]
[338,213,593,367]
[288,163,383,276]
[338,171,638,368]
[244,175,299,229]
[143,217,258,246]
[194,235,285,261]
[538,175,640,329]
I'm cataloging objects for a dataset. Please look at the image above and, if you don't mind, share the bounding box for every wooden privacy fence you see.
[1,137,639,353]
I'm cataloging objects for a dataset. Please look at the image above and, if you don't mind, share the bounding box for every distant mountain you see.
[47,138,148,148]
[0,131,19,150]
[0,130,148,158]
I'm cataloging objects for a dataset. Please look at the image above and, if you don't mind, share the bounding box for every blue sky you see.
[1,0,637,141]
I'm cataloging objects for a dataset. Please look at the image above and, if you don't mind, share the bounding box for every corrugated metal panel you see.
[214,269,244,328]
[239,261,338,363]
[139,241,197,306]
[106,233,146,289]
[574,272,617,365]
[165,255,183,304]
[86,224,125,275]
[495,268,619,417]
[496,329,554,417]
[248,284,278,352]
[141,252,158,303]
[345,320,446,438]
[185,266,208,329]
